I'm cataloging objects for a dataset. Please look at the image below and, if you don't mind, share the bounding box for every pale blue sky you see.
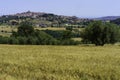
[0,0,120,18]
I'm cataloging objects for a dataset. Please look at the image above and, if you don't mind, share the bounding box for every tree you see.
[17,21,34,37]
[35,30,58,45]
[10,20,19,25]
[81,21,120,46]
[61,30,73,40]
[66,26,73,31]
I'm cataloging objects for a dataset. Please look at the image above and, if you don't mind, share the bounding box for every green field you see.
[0,45,120,80]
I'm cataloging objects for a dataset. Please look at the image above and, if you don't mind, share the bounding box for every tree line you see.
[0,22,80,45]
[0,21,120,46]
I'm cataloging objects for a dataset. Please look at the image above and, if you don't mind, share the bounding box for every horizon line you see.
[0,11,120,18]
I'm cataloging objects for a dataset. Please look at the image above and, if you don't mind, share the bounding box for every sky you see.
[0,0,120,18]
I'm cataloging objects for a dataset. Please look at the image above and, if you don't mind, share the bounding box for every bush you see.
[17,37,27,45]
[43,30,63,40]
[8,37,19,44]
[26,36,38,45]
[35,30,58,45]
[61,30,73,40]
[0,36,9,44]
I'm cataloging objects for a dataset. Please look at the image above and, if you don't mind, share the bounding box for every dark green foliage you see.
[72,31,81,38]
[43,30,77,40]
[8,37,19,44]
[0,22,80,45]
[43,30,65,40]
[61,30,73,40]
[110,18,120,25]
[17,37,27,44]
[11,22,60,45]
[0,36,9,44]
[34,30,58,45]
[26,37,35,45]
[43,30,80,40]
[17,21,34,37]
[66,26,73,31]
[102,23,120,44]
[14,30,59,45]
[81,21,120,46]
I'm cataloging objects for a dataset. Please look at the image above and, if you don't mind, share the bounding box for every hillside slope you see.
[0,11,91,27]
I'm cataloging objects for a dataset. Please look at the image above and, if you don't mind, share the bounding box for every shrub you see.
[8,37,19,44]
[0,36,9,44]
[26,36,38,45]
[66,26,73,31]
[61,30,73,40]
[17,37,27,45]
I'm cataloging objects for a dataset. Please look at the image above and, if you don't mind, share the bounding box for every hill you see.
[110,18,120,25]
[94,16,120,21]
[0,11,91,28]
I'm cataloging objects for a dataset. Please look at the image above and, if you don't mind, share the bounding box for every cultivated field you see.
[0,45,120,80]
[0,26,66,37]
[0,25,82,37]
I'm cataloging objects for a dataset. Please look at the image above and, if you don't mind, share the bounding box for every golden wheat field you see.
[0,45,120,80]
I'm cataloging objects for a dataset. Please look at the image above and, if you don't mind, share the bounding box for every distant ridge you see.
[14,11,45,17]
[1,11,89,20]
[94,16,120,21]
[0,11,91,27]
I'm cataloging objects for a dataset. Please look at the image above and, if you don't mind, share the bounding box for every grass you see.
[0,26,66,32]
[72,38,82,41]
[0,26,17,32]
[0,45,120,80]
[0,26,17,37]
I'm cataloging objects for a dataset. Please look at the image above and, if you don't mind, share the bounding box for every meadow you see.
[0,45,120,80]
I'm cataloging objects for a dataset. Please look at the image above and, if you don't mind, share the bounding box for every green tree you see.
[17,21,34,37]
[35,30,58,45]
[81,21,120,46]
[61,30,73,40]
[66,26,73,31]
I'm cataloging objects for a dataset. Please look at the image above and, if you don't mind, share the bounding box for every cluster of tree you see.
[81,21,120,46]
[0,15,32,25]
[43,29,80,40]
[0,22,80,45]
[36,15,92,28]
